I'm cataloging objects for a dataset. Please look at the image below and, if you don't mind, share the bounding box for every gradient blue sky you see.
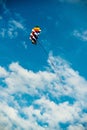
[0,0,87,130]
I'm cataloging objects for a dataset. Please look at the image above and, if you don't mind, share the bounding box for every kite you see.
[29,26,63,83]
[29,26,41,44]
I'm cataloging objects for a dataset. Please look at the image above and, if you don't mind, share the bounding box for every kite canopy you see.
[29,26,41,44]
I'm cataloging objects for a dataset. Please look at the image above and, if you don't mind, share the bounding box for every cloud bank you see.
[0,54,87,130]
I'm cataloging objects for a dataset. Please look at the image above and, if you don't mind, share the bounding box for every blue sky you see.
[0,0,87,130]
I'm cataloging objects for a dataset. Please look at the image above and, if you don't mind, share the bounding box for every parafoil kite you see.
[29,26,41,44]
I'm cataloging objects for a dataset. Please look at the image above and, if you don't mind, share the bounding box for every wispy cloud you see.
[0,28,5,38]
[0,54,87,129]
[0,0,9,14]
[22,41,28,49]
[9,20,25,30]
[0,17,26,39]
[73,30,87,41]
[0,1,27,39]
[0,16,3,20]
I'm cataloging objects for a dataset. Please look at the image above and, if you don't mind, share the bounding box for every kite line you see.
[29,26,63,83]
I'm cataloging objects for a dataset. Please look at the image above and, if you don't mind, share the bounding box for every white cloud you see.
[68,124,85,130]
[22,41,28,49]
[0,4,26,39]
[32,98,81,124]
[0,55,87,129]
[0,28,6,38]
[0,27,18,39]
[9,20,25,30]
[0,18,26,39]
[7,27,18,39]
[73,30,87,41]
[0,66,8,77]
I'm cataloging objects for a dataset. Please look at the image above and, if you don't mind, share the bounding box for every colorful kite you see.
[29,26,41,44]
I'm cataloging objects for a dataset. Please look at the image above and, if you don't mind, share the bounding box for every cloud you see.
[0,27,18,39]
[0,28,5,38]
[68,124,85,130]
[9,20,25,30]
[22,41,28,49]
[0,0,9,14]
[0,54,87,129]
[0,1,27,39]
[73,30,87,41]
[6,19,25,39]
[0,16,26,39]
[0,66,8,77]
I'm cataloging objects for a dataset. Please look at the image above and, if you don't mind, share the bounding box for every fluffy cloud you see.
[68,124,85,130]
[0,54,87,130]
[0,66,8,77]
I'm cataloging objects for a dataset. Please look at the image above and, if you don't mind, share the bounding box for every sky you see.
[0,0,87,130]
